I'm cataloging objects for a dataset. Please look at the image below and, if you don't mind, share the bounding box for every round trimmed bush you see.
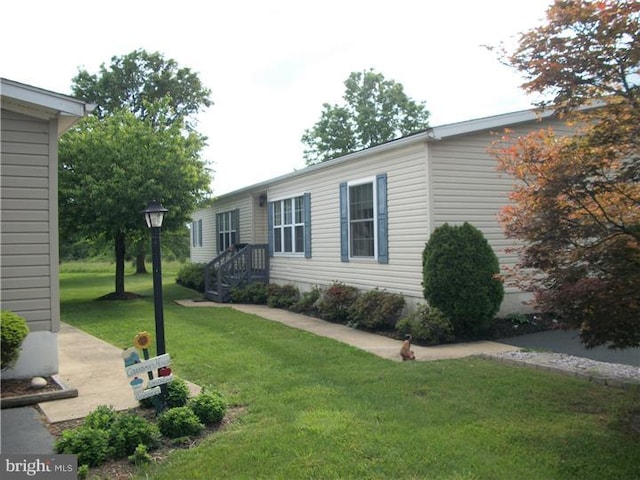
[83,405,118,430]
[317,282,360,323]
[158,406,204,438]
[188,389,227,425]
[1,310,29,371]
[396,304,455,345]
[348,288,406,330]
[175,262,206,292]
[108,413,160,458]
[422,222,504,339]
[140,377,190,409]
[54,426,111,467]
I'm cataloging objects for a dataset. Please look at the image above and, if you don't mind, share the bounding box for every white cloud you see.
[1,0,552,195]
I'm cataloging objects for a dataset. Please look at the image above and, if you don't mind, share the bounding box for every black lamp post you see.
[143,201,169,410]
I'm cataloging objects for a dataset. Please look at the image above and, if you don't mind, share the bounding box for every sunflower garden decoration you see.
[122,330,173,412]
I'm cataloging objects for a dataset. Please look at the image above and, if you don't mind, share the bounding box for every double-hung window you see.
[216,210,238,253]
[268,193,311,257]
[340,173,388,263]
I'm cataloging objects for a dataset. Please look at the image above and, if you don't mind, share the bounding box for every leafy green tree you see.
[422,223,504,339]
[72,49,212,128]
[490,0,639,348]
[69,49,212,272]
[59,106,211,298]
[302,69,430,164]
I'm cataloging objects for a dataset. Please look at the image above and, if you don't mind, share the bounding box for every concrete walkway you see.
[176,300,520,361]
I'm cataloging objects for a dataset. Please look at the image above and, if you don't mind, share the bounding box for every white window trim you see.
[272,194,306,257]
[347,176,378,261]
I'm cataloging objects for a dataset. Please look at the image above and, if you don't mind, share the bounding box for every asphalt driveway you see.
[499,329,640,367]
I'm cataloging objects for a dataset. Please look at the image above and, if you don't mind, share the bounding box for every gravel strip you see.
[481,351,640,389]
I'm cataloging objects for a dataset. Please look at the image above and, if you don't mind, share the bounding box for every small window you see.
[349,182,375,257]
[192,220,203,247]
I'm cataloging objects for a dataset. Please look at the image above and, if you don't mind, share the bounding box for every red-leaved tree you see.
[490,0,640,348]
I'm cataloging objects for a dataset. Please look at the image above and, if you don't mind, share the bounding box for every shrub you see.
[348,289,406,330]
[83,405,118,430]
[175,262,206,292]
[108,413,160,458]
[77,464,89,479]
[290,286,322,314]
[396,304,455,345]
[166,377,190,408]
[188,388,227,426]
[54,426,111,467]
[128,443,153,465]
[139,377,190,409]
[231,281,267,304]
[422,222,504,339]
[1,310,29,371]
[317,282,360,323]
[158,406,204,438]
[266,284,299,309]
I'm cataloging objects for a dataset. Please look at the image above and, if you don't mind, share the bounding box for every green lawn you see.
[60,262,640,479]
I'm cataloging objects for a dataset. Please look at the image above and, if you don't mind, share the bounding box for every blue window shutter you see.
[303,193,312,258]
[198,219,203,247]
[232,208,240,243]
[267,202,274,257]
[192,222,196,247]
[376,173,388,264]
[215,214,220,252]
[339,182,349,262]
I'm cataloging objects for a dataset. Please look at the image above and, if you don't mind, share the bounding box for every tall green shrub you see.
[422,222,504,339]
[1,310,29,370]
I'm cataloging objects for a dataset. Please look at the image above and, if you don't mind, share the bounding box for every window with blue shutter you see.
[340,174,388,263]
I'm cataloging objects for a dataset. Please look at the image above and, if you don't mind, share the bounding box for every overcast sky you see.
[1,0,553,195]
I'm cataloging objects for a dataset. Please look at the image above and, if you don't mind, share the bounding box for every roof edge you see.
[1,78,95,133]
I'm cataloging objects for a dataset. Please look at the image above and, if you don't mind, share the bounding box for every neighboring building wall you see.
[0,109,59,378]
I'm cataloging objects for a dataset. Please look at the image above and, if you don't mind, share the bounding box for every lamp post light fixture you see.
[143,201,169,411]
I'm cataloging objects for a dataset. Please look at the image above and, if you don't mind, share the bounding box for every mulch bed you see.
[1,376,63,399]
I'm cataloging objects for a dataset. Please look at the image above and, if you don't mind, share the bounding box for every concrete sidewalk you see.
[176,300,520,361]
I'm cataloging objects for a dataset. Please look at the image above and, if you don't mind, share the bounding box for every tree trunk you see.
[115,231,126,296]
[135,238,148,274]
[135,252,147,274]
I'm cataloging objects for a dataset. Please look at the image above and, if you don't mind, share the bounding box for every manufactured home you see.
[191,108,574,314]
[1,78,94,378]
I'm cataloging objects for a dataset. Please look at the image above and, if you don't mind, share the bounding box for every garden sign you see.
[122,331,174,401]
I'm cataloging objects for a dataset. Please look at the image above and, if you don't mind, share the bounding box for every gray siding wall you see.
[1,110,60,332]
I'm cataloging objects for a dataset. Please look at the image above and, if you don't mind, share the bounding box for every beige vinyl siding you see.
[429,118,577,300]
[268,142,429,303]
[189,208,217,263]
[190,193,264,263]
[251,193,268,244]
[0,110,59,332]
